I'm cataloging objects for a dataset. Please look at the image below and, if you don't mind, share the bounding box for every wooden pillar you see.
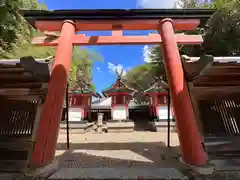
[112,96,116,104]
[123,95,127,104]
[31,20,75,166]
[159,18,206,166]
[153,95,158,118]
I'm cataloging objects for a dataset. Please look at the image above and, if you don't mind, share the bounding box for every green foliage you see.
[0,0,100,91]
[179,0,240,56]
[0,0,47,58]
[125,63,155,91]
[203,10,240,55]
[150,0,240,59]
[68,47,102,90]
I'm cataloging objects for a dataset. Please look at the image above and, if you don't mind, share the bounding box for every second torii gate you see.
[21,9,215,168]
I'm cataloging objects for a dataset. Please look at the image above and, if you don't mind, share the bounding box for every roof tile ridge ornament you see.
[113,67,127,89]
[69,76,100,97]
[115,68,123,88]
[144,75,168,93]
[102,67,137,97]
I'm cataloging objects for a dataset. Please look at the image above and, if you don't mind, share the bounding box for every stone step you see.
[48,168,188,180]
[210,159,240,171]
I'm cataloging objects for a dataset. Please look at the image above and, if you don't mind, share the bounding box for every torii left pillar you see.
[31,20,75,166]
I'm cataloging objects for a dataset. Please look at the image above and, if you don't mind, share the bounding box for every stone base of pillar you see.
[179,156,215,175]
[26,158,60,179]
[107,120,134,133]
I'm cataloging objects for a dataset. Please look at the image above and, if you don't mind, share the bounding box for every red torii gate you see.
[21,9,215,168]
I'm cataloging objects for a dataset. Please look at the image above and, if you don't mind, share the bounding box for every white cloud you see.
[108,62,126,76]
[137,0,180,9]
[96,67,102,73]
[143,45,152,63]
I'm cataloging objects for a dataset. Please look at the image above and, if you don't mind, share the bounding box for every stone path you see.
[49,168,188,180]
[50,132,188,179]
[56,132,181,168]
[50,131,240,179]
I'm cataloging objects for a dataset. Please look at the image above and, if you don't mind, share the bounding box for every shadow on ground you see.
[56,142,181,168]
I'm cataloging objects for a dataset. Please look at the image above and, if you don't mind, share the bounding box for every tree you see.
[0,0,47,58]
[0,0,100,91]
[68,47,102,90]
[177,0,240,56]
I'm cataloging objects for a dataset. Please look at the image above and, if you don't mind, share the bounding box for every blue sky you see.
[39,0,178,93]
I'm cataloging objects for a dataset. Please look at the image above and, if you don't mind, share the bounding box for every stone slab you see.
[49,168,188,180]
[59,129,85,134]
[59,122,90,134]
[210,159,240,171]
[149,121,176,132]
[60,122,88,129]
[107,121,134,133]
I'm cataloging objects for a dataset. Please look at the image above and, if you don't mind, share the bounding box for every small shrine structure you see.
[102,69,136,132]
[68,79,100,122]
[144,76,172,121]
[102,69,136,121]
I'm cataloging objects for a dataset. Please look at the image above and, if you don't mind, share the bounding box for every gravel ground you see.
[55,132,182,168]
[53,131,240,179]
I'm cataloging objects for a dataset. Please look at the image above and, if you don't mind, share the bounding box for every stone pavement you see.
[49,168,188,179]
[49,132,187,179]
[46,131,240,179]
[56,132,181,168]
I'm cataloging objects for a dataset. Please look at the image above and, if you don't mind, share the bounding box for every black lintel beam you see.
[21,9,216,28]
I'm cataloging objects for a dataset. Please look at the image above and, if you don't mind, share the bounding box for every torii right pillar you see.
[159,19,207,166]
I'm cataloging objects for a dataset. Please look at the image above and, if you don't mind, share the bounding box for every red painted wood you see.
[68,93,93,97]
[34,19,200,32]
[30,20,76,166]
[159,18,206,166]
[32,34,203,46]
[106,92,130,96]
[147,92,168,96]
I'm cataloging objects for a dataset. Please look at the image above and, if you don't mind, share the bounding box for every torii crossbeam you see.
[21,9,216,168]
[33,32,203,46]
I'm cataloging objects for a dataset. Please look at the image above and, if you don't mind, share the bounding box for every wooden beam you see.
[193,76,240,86]
[192,86,240,100]
[0,82,43,88]
[0,68,25,73]
[32,34,203,46]
[0,72,35,80]
[7,95,43,101]
[0,88,45,96]
[35,19,200,32]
